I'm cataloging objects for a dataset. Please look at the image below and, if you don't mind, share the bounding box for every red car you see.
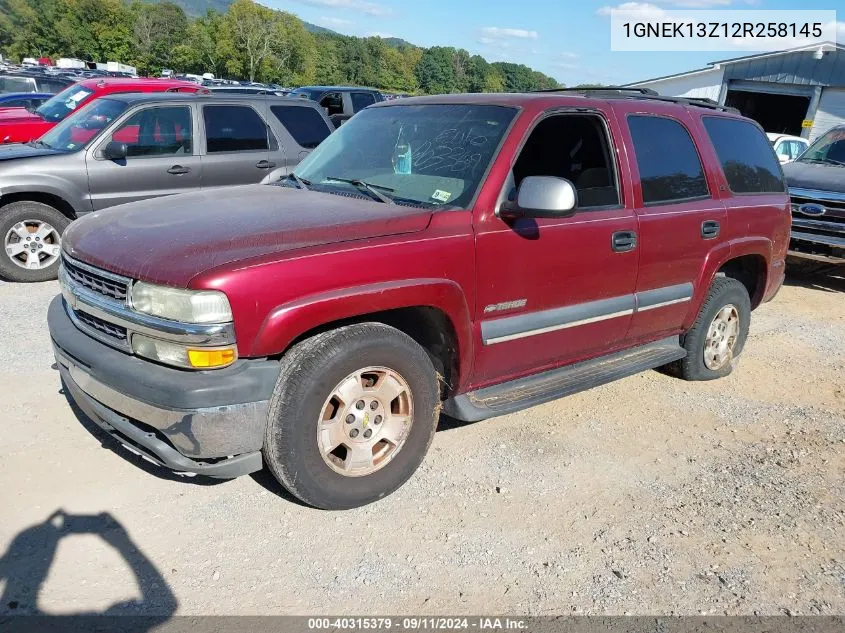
[49,89,790,509]
[0,78,200,143]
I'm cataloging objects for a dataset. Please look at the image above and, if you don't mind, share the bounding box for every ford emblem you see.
[798,203,826,216]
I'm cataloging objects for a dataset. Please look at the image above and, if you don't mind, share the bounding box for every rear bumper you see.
[48,295,279,477]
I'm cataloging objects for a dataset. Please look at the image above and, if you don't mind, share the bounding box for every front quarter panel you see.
[0,154,92,215]
[191,211,477,393]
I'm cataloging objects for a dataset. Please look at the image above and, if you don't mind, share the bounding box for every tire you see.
[0,201,70,282]
[673,277,751,381]
[263,323,440,510]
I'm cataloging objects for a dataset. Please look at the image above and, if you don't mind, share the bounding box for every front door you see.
[86,104,201,211]
[472,110,639,385]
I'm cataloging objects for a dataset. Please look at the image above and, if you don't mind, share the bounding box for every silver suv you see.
[0,92,333,282]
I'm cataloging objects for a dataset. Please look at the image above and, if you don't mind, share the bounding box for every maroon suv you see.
[48,89,790,509]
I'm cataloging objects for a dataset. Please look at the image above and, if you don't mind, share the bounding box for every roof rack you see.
[534,86,659,96]
[533,86,739,113]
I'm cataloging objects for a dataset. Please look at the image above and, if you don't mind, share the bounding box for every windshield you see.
[290,88,324,101]
[292,104,517,209]
[35,85,95,122]
[797,127,845,166]
[39,98,128,152]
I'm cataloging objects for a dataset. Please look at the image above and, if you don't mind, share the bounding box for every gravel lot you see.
[1,266,843,617]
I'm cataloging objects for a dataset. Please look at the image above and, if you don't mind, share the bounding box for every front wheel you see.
[0,201,70,282]
[674,277,751,381]
[263,323,440,510]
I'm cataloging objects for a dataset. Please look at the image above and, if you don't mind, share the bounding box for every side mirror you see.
[102,141,127,161]
[499,176,577,220]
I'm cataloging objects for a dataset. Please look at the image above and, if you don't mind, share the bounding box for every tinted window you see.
[270,105,331,149]
[37,78,72,93]
[111,106,192,157]
[1,99,28,108]
[319,92,344,116]
[628,115,709,205]
[703,117,784,193]
[203,105,268,153]
[0,76,36,92]
[350,92,376,113]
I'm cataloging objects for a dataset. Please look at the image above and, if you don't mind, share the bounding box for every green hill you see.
[158,0,339,37]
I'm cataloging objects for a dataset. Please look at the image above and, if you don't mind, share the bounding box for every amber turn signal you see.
[187,347,237,369]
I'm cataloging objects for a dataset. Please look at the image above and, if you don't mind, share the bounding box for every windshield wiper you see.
[325,176,395,204]
[800,157,845,167]
[286,172,311,189]
[27,139,52,149]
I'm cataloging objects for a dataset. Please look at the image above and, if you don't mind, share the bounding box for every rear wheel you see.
[0,201,69,282]
[674,277,751,381]
[263,323,440,510]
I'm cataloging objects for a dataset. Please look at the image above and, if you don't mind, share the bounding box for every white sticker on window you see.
[431,189,451,202]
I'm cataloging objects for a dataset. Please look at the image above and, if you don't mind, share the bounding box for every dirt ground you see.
[1,265,843,617]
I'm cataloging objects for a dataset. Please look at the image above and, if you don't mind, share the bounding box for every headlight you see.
[131,333,237,369]
[130,281,232,324]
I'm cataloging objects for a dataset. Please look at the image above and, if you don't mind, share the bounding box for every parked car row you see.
[0,78,201,144]
[0,92,333,281]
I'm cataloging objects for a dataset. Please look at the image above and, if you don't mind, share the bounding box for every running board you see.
[443,337,686,422]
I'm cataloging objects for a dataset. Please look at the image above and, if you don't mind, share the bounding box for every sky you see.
[260,0,844,86]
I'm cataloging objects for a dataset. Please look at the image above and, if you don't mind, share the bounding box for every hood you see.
[783,160,845,195]
[0,143,63,161]
[0,108,40,124]
[63,185,433,287]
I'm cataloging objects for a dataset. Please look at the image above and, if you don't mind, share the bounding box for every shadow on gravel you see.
[0,509,177,623]
[785,260,845,293]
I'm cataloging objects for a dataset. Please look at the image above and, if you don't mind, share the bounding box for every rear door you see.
[86,103,202,210]
[612,104,727,343]
[200,102,274,186]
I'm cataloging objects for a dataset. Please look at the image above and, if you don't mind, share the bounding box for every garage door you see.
[810,88,845,142]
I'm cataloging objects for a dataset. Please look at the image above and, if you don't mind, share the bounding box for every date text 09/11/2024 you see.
[307,617,528,630]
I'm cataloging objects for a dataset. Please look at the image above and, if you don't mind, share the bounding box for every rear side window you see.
[627,115,709,205]
[350,92,376,113]
[203,105,269,153]
[703,117,785,193]
[270,105,331,149]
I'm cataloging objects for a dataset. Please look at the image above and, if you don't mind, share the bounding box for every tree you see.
[415,46,456,94]
[0,0,558,94]
[224,0,275,82]
[266,12,315,85]
[130,0,187,73]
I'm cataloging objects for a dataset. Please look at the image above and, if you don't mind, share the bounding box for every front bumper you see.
[49,295,279,477]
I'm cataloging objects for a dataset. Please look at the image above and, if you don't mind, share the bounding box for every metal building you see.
[627,42,845,141]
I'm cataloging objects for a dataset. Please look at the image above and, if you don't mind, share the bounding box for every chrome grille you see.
[63,257,129,302]
[75,310,128,343]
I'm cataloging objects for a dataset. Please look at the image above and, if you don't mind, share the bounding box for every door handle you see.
[256,160,276,169]
[167,165,190,175]
[701,220,720,239]
[611,231,637,253]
